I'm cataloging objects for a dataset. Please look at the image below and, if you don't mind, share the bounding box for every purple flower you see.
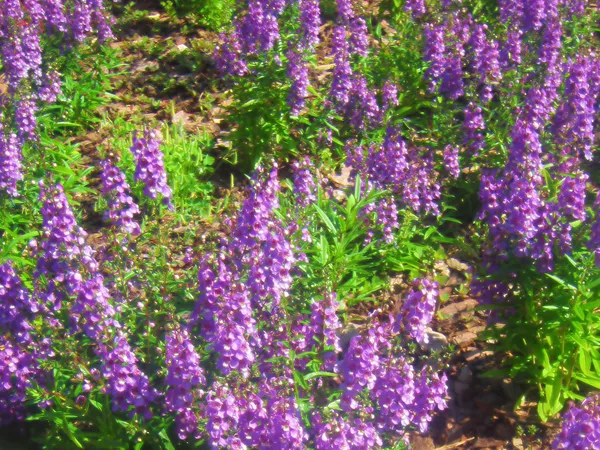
[71,274,119,341]
[330,26,353,106]
[214,32,248,77]
[463,102,485,154]
[312,412,383,449]
[0,262,38,345]
[0,116,23,197]
[100,158,141,235]
[468,23,501,103]
[538,18,562,69]
[44,0,68,32]
[340,332,380,410]
[443,145,460,179]
[0,262,43,425]
[382,81,398,110]
[130,129,174,211]
[71,0,93,42]
[558,171,587,223]
[423,24,446,94]
[501,28,523,66]
[336,0,354,22]
[165,328,205,440]
[15,96,38,144]
[523,0,546,31]
[299,0,320,48]
[99,333,157,421]
[206,382,247,447]
[404,0,426,18]
[498,0,524,26]
[35,183,98,311]
[348,126,441,215]
[347,76,381,129]
[349,17,368,57]
[292,157,316,207]
[554,395,600,449]
[399,278,439,344]
[553,57,596,161]
[37,70,63,103]
[307,292,342,370]
[0,338,39,424]
[287,49,310,116]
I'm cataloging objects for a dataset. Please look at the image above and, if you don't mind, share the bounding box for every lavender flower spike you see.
[130,129,174,211]
[400,278,439,344]
[0,116,23,197]
[100,158,141,235]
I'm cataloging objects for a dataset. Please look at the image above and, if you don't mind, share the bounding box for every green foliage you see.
[479,252,600,421]
[101,119,215,219]
[161,0,235,31]
[280,176,447,315]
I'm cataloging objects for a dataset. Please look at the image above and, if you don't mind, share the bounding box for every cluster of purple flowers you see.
[0,0,113,197]
[165,328,206,440]
[34,182,98,311]
[462,102,485,155]
[468,23,501,102]
[0,262,43,424]
[0,115,23,197]
[100,158,141,235]
[423,13,470,100]
[346,125,442,217]
[336,316,448,443]
[130,129,174,211]
[287,49,310,116]
[99,334,157,421]
[189,162,449,447]
[399,278,439,345]
[554,395,600,449]
[477,52,600,274]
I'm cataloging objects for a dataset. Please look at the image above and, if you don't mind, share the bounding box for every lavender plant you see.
[0,157,449,448]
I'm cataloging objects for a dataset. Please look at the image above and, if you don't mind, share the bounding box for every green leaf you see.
[545,273,577,291]
[579,349,592,376]
[354,175,362,201]
[574,373,600,390]
[159,429,176,450]
[423,226,437,241]
[545,374,563,413]
[537,401,549,422]
[314,205,337,234]
[304,371,338,381]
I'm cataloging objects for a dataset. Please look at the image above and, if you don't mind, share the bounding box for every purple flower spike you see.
[463,102,485,155]
[15,96,38,144]
[0,262,38,345]
[35,183,98,310]
[0,116,23,197]
[405,0,426,17]
[299,0,320,48]
[99,334,157,421]
[165,328,205,441]
[287,50,310,116]
[0,338,39,424]
[400,278,439,344]
[130,129,174,211]
[100,159,141,235]
[443,145,460,179]
[292,157,316,207]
